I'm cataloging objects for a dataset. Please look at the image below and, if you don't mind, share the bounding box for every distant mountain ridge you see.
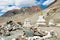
[1,6,41,17]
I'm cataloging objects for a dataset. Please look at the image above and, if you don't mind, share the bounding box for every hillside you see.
[1,6,41,17]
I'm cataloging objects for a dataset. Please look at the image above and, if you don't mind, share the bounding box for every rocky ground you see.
[0,27,60,40]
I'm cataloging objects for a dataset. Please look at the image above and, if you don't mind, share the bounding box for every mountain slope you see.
[1,6,41,17]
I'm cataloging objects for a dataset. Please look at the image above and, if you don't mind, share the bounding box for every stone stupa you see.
[23,18,32,28]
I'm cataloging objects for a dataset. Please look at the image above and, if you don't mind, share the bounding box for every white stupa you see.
[56,23,60,27]
[36,12,46,26]
[23,18,32,28]
[49,19,55,26]
[37,16,45,22]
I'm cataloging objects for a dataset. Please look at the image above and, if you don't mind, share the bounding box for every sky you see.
[0,0,55,16]
[0,0,37,15]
